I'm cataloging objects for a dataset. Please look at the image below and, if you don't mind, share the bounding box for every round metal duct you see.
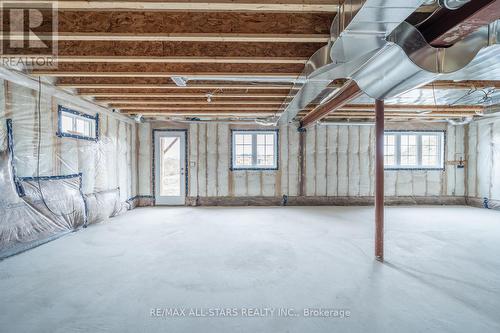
[438,0,471,10]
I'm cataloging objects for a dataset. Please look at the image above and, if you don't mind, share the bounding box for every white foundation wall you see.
[467,118,500,202]
[1,79,138,202]
[138,121,466,200]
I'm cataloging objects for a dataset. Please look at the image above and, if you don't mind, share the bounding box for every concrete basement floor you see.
[1,206,500,333]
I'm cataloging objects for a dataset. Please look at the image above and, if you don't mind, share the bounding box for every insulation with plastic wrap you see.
[0,79,137,259]
[467,118,500,210]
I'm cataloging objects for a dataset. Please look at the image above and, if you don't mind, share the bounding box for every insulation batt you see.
[0,79,135,259]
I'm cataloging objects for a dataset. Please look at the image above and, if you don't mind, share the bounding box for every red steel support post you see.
[375,99,384,261]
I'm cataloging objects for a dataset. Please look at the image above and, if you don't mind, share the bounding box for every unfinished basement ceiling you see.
[0,0,494,123]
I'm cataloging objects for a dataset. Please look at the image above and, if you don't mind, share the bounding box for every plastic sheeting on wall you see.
[0,79,136,259]
[467,118,500,209]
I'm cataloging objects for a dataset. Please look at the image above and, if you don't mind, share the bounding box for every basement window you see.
[57,106,98,141]
[384,131,444,170]
[231,130,278,170]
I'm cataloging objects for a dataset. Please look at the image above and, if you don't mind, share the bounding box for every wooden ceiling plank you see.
[41,41,324,58]
[56,11,332,35]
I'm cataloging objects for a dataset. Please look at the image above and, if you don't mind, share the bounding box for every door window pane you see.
[160,137,181,196]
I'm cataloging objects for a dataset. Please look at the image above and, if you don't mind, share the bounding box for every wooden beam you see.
[418,0,500,46]
[123,110,480,118]
[56,77,500,89]
[32,62,305,77]
[113,103,481,112]
[321,114,477,119]
[91,93,289,98]
[120,105,480,113]
[424,80,500,89]
[119,106,283,111]
[344,104,484,112]
[59,84,293,89]
[7,1,435,13]
[55,77,343,86]
[14,1,340,13]
[113,103,483,112]
[300,80,363,128]
[16,33,329,43]
[35,56,308,64]
[37,72,301,78]
[106,101,287,105]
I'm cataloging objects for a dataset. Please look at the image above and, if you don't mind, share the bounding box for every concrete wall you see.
[137,121,466,203]
[0,79,138,202]
[466,118,500,206]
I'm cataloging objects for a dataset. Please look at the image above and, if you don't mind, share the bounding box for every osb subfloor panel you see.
[1,206,500,333]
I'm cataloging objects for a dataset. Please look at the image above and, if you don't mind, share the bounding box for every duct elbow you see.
[438,0,471,10]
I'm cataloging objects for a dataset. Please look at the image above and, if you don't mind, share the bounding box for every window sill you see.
[230,167,279,171]
[384,167,445,171]
[57,132,98,142]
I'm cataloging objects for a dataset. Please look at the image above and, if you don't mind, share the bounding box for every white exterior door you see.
[154,131,186,205]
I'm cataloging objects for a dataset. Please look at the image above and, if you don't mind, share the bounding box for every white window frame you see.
[384,131,445,170]
[58,106,98,141]
[231,130,278,170]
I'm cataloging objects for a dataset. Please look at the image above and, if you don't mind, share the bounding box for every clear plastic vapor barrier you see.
[0,79,137,259]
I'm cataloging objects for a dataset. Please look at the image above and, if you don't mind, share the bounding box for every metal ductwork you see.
[352,20,500,100]
[438,0,471,10]
[278,0,429,124]
[278,0,500,124]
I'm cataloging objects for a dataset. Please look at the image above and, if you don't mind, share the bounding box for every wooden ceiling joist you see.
[17,1,339,13]
[13,33,329,43]
[42,56,308,64]
[32,63,305,77]
[91,94,290,98]
[119,106,284,111]
[38,72,301,78]
[106,101,287,105]
[59,84,293,90]
[123,111,479,119]
[9,1,435,13]
[424,80,500,90]
[12,1,490,121]
[117,104,482,112]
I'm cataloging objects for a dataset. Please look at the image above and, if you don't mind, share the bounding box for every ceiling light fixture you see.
[206,93,213,103]
[171,76,188,87]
